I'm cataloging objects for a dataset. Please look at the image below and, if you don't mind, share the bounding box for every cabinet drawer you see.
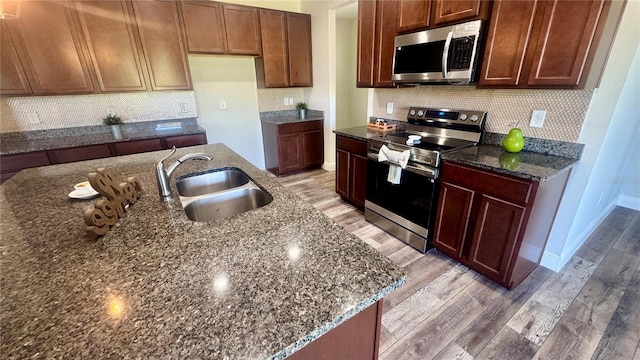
[277,120,322,135]
[336,135,367,156]
[165,133,207,148]
[113,139,164,155]
[0,151,50,172]
[50,144,111,164]
[442,161,535,205]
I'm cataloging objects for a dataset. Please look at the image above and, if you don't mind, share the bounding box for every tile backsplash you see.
[0,91,198,133]
[372,86,595,142]
[257,88,306,112]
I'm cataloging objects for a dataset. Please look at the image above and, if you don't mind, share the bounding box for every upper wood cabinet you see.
[131,0,191,90]
[180,1,228,54]
[74,1,148,92]
[223,4,261,55]
[479,0,618,89]
[397,0,431,33]
[432,0,491,26]
[2,0,96,95]
[0,22,32,96]
[357,0,399,88]
[256,10,312,88]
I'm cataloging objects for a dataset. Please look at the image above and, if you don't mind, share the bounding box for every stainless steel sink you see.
[182,188,273,222]
[177,167,273,222]
[176,168,250,197]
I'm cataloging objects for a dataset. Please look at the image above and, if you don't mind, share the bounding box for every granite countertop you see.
[0,144,405,359]
[442,145,580,181]
[259,109,324,125]
[0,118,206,155]
[333,126,375,141]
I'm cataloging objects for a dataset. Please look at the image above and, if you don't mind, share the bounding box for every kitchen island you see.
[0,144,405,359]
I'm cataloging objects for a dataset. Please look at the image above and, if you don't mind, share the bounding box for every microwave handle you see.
[442,31,453,79]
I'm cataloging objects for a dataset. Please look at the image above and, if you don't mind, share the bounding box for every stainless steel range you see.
[365,107,487,253]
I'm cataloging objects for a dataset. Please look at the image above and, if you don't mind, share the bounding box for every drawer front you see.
[165,133,207,148]
[50,144,111,164]
[336,135,367,156]
[277,120,322,135]
[442,161,535,205]
[0,151,51,172]
[113,139,164,155]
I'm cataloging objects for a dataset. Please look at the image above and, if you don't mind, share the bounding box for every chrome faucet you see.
[156,146,212,199]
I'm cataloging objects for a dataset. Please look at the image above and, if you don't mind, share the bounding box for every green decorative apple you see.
[499,152,520,170]
[502,128,525,153]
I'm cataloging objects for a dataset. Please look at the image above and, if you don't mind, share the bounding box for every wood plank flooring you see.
[275,169,640,360]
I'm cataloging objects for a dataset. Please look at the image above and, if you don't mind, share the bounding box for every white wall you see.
[348,17,369,127]
[541,1,640,270]
[335,15,368,129]
[188,55,265,169]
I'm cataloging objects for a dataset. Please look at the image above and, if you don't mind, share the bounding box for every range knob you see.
[470,115,479,122]
[417,110,425,117]
[459,114,468,121]
[409,109,416,116]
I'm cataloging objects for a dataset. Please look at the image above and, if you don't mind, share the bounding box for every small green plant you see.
[296,102,307,110]
[103,114,123,126]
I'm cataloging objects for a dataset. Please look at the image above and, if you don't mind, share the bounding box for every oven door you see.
[365,157,438,239]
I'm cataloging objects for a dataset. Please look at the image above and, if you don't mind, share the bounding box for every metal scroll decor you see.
[83,168,143,237]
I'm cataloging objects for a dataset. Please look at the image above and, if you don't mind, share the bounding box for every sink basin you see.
[183,188,273,222]
[176,168,250,197]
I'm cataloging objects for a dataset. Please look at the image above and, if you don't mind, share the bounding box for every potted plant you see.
[103,114,123,139]
[296,102,307,120]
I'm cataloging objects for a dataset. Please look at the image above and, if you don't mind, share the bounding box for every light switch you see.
[284,98,289,106]
[26,112,40,124]
[386,102,394,114]
[220,100,227,110]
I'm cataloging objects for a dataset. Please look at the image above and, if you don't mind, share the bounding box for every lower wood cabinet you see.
[261,120,324,176]
[335,135,367,209]
[0,132,207,183]
[433,160,570,289]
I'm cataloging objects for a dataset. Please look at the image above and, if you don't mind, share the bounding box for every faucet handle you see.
[157,146,177,166]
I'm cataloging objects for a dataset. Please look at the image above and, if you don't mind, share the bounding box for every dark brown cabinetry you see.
[0,133,207,183]
[397,0,431,33]
[2,0,96,95]
[261,120,324,176]
[335,135,368,209]
[357,0,398,88]
[75,1,148,92]
[479,0,617,88]
[223,4,262,56]
[180,1,228,54]
[0,23,32,96]
[433,161,570,289]
[432,0,491,26]
[256,10,313,88]
[131,0,192,91]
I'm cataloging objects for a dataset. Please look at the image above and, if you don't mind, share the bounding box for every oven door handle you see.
[367,153,437,179]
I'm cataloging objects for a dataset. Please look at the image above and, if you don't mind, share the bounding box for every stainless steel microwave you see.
[392,20,483,84]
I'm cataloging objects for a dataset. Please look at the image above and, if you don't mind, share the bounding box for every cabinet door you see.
[302,130,323,167]
[526,0,605,86]
[131,0,192,90]
[49,144,112,164]
[180,1,227,54]
[75,1,147,92]
[113,138,164,156]
[468,194,526,283]
[287,13,313,87]
[374,0,399,87]
[278,134,303,173]
[356,0,376,87]
[259,9,289,87]
[4,0,96,95]
[397,0,431,33]
[336,149,350,199]
[350,154,368,208]
[432,0,484,25]
[223,4,261,55]
[0,22,32,95]
[165,133,208,148]
[479,0,538,86]
[433,182,474,259]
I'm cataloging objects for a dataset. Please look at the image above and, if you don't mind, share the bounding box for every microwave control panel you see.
[450,36,476,70]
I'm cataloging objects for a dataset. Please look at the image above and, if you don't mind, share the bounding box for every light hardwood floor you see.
[275,169,640,360]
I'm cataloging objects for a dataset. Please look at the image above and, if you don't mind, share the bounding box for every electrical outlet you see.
[220,100,227,110]
[284,98,289,106]
[530,110,546,128]
[386,102,394,115]
[179,103,189,113]
[26,112,40,124]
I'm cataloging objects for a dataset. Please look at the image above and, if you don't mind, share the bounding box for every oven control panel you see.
[407,107,486,128]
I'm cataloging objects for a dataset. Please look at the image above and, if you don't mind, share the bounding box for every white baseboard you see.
[322,162,336,171]
[540,201,617,272]
[618,195,640,210]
